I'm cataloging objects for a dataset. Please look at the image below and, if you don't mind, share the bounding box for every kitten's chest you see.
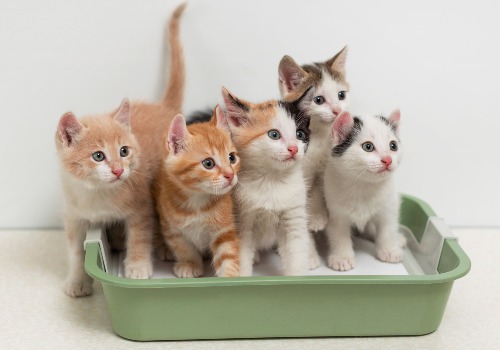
[174,214,212,249]
[237,171,306,211]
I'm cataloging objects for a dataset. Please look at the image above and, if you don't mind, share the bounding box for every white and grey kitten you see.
[221,87,315,276]
[278,46,349,234]
[324,110,406,271]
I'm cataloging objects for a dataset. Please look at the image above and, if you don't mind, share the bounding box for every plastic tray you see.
[84,194,471,341]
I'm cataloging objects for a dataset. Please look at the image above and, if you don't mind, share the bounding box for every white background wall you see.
[0,0,499,228]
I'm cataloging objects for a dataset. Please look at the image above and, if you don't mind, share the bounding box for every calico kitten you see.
[154,106,240,278]
[278,47,349,234]
[222,87,315,276]
[324,110,406,271]
[55,4,186,296]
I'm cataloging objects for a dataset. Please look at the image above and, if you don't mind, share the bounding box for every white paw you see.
[396,233,407,248]
[309,252,321,270]
[64,278,93,297]
[124,260,153,279]
[376,246,404,263]
[308,212,328,232]
[173,262,203,278]
[327,254,355,272]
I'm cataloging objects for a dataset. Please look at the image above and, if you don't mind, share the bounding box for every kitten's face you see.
[221,88,311,172]
[278,46,349,125]
[331,111,402,183]
[166,108,240,195]
[56,100,138,189]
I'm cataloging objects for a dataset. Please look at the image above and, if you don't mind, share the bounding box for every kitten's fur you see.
[222,87,314,276]
[55,4,186,296]
[278,47,349,236]
[154,106,240,278]
[324,110,406,271]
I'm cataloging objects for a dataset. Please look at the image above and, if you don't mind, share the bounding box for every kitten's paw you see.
[64,278,93,297]
[124,260,153,279]
[327,255,355,272]
[396,234,407,248]
[308,212,328,232]
[376,246,404,263]
[309,251,321,270]
[173,262,204,278]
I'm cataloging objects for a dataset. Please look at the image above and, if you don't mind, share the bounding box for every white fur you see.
[324,114,405,271]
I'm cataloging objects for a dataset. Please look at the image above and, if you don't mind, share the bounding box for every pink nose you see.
[288,145,298,157]
[332,105,341,116]
[112,168,124,178]
[381,156,392,167]
[224,172,234,183]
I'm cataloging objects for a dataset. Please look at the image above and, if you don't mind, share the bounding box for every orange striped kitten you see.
[154,106,240,278]
[55,4,186,297]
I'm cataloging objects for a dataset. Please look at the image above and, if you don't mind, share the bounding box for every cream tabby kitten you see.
[55,4,186,296]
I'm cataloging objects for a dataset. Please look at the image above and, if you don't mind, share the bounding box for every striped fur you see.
[55,4,186,297]
[154,107,240,278]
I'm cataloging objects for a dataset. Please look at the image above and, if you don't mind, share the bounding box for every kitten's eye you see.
[268,129,281,140]
[120,146,129,157]
[338,91,346,100]
[314,96,325,105]
[229,153,237,164]
[390,141,398,151]
[92,151,105,162]
[296,130,306,141]
[202,158,215,169]
[362,142,375,152]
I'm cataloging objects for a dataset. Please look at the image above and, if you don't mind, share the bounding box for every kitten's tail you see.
[163,3,186,110]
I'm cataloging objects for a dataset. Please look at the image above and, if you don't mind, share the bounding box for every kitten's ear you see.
[167,114,189,155]
[278,55,308,95]
[212,105,230,132]
[114,98,131,129]
[58,112,84,147]
[388,109,401,132]
[221,87,250,128]
[332,111,354,144]
[326,46,348,75]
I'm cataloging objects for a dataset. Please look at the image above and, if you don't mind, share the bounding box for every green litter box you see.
[84,194,471,341]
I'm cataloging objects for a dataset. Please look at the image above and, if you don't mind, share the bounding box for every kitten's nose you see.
[381,156,392,167]
[332,105,341,116]
[224,172,234,183]
[112,168,124,178]
[288,145,298,157]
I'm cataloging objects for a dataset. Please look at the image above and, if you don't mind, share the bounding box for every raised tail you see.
[163,3,186,110]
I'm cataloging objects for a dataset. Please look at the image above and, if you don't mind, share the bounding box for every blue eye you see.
[314,96,325,105]
[268,129,281,140]
[296,130,306,141]
[92,151,105,162]
[390,141,398,151]
[338,91,346,100]
[120,146,129,157]
[202,158,215,169]
[362,142,375,152]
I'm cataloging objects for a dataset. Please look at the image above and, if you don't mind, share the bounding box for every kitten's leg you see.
[278,205,309,276]
[326,214,355,271]
[373,215,404,263]
[123,205,154,279]
[307,177,329,233]
[210,225,240,277]
[239,210,257,277]
[308,233,321,270]
[64,217,93,297]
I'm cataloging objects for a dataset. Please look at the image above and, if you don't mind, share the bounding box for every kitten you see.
[278,47,349,235]
[55,4,186,297]
[324,110,406,271]
[154,106,240,278]
[222,86,314,276]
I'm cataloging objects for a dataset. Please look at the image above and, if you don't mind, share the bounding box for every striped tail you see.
[163,3,186,110]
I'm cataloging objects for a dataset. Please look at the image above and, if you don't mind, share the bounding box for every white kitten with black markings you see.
[324,110,406,271]
[278,47,349,234]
